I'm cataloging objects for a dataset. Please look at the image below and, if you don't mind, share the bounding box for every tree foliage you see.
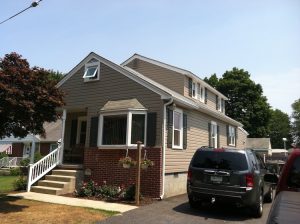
[203,73,219,88]
[0,52,64,139]
[269,109,291,148]
[47,70,64,84]
[204,67,270,137]
[291,98,300,147]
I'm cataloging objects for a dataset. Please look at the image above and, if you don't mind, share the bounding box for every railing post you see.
[27,164,33,192]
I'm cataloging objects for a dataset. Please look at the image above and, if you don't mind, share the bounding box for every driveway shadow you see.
[173,201,253,222]
[0,194,28,214]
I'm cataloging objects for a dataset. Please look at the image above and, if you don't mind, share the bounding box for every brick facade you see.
[84,147,162,198]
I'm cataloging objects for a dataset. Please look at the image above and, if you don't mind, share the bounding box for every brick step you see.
[52,169,78,177]
[31,186,63,195]
[45,175,75,182]
[38,180,68,188]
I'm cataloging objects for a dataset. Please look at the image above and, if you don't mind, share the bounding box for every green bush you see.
[20,152,44,167]
[124,184,135,201]
[97,184,120,199]
[10,167,21,176]
[14,176,27,191]
[0,152,8,159]
[20,158,30,167]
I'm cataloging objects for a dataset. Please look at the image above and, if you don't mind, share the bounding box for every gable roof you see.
[56,52,241,127]
[246,138,271,149]
[100,98,146,112]
[121,53,228,100]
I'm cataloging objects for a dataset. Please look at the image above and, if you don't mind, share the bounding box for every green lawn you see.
[0,176,18,193]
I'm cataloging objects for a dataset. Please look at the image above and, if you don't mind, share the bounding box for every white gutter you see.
[160,98,173,199]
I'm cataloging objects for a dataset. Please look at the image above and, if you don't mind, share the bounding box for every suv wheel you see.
[252,192,263,218]
[264,187,273,203]
[188,196,198,209]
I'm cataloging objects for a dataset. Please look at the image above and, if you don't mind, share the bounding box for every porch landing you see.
[9,192,137,213]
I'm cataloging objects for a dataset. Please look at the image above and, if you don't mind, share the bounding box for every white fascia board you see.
[121,54,228,100]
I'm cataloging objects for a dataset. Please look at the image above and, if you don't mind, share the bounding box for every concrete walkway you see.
[8,192,137,213]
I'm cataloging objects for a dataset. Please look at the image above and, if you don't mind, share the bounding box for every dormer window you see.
[192,82,196,98]
[83,61,100,82]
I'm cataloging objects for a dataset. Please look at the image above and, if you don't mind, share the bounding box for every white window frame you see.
[197,83,204,102]
[192,82,196,98]
[98,111,147,148]
[83,61,100,82]
[50,143,58,152]
[228,126,236,146]
[217,97,222,112]
[76,116,87,145]
[172,108,183,149]
[210,121,218,148]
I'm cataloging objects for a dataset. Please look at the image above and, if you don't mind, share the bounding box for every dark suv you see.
[187,147,274,217]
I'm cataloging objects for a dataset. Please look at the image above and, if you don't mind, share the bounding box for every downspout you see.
[160,98,173,199]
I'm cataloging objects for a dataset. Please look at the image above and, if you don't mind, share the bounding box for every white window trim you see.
[98,110,147,148]
[83,61,100,82]
[76,116,87,145]
[210,121,218,148]
[228,125,236,146]
[50,143,58,152]
[217,97,222,112]
[172,108,183,149]
[192,82,197,98]
[198,83,204,102]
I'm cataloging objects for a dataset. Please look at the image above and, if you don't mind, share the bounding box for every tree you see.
[203,73,219,88]
[269,109,291,148]
[291,99,300,147]
[204,67,271,137]
[0,52,64,139]
[47,69,64,84]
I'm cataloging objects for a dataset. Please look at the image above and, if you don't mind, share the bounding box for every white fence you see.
[27,146,61,192]
[0,157,23,168]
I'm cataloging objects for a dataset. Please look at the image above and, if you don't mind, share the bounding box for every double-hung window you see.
[192,82,196,98]
[210,121,218,148]
[83,61,100,82]
[197,83,204,102]
[228,126,236,146]
[173,109,183,149]
[99,111,146,147]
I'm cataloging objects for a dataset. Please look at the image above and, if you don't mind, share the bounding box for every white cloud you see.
[253,68,300,115]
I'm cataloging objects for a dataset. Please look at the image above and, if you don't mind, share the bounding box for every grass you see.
[0,194,118,224]
[0,176,18,193]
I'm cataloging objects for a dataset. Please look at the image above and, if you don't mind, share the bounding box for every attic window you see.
[83,61,100,82]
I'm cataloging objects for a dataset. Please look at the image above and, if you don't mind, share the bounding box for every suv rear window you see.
[192,150,248,171]
[287,156,300,188]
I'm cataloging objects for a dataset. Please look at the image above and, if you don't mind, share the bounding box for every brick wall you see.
[11,143,23,157]
[84,147,162,198]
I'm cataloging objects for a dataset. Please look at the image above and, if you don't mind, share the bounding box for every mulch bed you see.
[62,193,157,206]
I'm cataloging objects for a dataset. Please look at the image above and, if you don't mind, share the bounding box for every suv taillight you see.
[187,169,192,181]
[245,173,254,188]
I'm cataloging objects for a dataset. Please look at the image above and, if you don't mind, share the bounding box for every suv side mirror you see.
[264,173,278,184]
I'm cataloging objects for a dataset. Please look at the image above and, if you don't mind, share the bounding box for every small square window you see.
[83,61,100,82]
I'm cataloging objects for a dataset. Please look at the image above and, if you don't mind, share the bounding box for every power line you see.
[0,0,43,25]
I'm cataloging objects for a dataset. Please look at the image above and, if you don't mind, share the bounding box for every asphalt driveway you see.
[99,194,272,224]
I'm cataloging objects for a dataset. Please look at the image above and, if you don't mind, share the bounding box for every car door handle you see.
[204,170,215,174]
[216,171,230,176]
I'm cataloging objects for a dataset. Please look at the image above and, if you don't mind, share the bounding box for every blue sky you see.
[1,0,299,115]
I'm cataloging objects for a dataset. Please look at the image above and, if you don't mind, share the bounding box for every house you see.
[47,52,248,198]
[0,121,62,160]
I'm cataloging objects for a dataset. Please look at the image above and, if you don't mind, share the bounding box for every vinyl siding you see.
[236,128,248,149]
[165,107,241,173]
[126,59,185,95]
[60,62,163,148]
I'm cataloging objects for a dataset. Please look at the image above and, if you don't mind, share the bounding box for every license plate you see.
[211,176,222,182]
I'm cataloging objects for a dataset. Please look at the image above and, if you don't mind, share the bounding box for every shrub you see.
[20,152,44,167]
[0,152,8,159]
[75,180,97,197]
[97,184,121,199]
[14,176,27,191]
[124,184,135,201]
[20,158,30,167]
[10,167,21,176]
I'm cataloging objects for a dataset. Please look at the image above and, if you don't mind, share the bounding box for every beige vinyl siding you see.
[60,62,163,147]
[165,108,236,173]
[206,89,217,110]
[126,59,185,95]
[236,128,247,149]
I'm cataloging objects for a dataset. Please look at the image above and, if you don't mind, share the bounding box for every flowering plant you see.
[119,156,136,167]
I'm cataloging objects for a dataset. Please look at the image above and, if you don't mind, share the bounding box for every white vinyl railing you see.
[0,157,9,168]
[0,157,23,168]
[27,146,62,192]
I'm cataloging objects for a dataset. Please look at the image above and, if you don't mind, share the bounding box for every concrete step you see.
[38,180,68,188]
[31,186,63,195]
[45,175,75,182]
[57,164,83,170]
[52,169,78,177]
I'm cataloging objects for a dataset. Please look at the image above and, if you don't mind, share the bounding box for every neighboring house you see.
[0,121,62,159]
[0,144,12,154]
[54,52,248,198]
[246,138,272,150]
